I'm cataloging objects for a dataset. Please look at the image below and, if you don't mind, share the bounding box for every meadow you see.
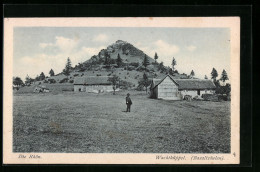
[13,91,230,153]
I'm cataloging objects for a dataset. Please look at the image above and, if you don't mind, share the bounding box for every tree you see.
[204,75,208,79]
[108,75,120,95]
[49,69,55,76]
[211,68,218,81]
[116,53,122,67]
[35,75,40,81]
[63,57,72,77]
[220,69,229,85]
[154,52,158,63]
[158,62,164,71]
[190,70,195,78]
[169,68,174,75]
[39,72,45,80]
[13,77,24,89]
[25,75,32,86]
[141,73,150,94]
[142,55,150,71]
[77,63,85,72]
[172,57,177,71]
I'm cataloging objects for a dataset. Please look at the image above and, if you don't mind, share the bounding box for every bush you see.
[48,79,56,84]
[129,62,139,67]
[69,80,74,83]
[96,74,101,76]
[218,94,228,101]
[59,78,69,83]
[120,80,133,90]
[74,74,79,77]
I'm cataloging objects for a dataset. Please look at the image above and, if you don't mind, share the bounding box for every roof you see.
[152,75,216,90]
[152,75,179,88]
[74,76,112,85]
[174,79,216,90]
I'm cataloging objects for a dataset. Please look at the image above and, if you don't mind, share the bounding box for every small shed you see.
[74,76,113,93]
[150,75,216,100]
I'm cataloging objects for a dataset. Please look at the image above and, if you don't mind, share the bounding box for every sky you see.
[13,27,230,80]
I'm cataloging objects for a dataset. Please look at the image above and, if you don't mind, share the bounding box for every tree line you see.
[13,57,72,88]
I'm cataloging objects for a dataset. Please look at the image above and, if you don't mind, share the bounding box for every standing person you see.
[126,93,132,112]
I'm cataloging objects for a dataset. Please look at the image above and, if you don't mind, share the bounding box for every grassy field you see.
[13,91,230,153]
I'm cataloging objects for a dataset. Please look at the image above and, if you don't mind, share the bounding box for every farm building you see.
[33,85,50,93]
[74,76,114,93]
[150,75,216,100]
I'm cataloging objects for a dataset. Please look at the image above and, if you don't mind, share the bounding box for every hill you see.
[17,40,189,93]
[85,40,154,64]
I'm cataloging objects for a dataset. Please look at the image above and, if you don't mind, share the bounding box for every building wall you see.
[74,85,85,92]
[180,89,215,99]
[157,76,181,100]
[85,85,114,93]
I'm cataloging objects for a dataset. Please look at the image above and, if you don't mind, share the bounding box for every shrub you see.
[48,79,56,84]
[74,74,79,77]
[120,80,133,90]
[69,80,74,83]
[96,74,101,76]
[59,78,69,83]
[129,62,139,67]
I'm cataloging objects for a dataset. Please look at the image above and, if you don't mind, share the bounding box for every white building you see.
[150,75,216,100]
[74,76,114,93]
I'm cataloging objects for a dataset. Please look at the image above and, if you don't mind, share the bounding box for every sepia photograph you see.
[3,17,240,164]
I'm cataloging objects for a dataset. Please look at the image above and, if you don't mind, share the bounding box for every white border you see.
[3,17,240,164]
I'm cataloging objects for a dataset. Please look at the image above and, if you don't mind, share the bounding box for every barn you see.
[150,75,216,100]
[74,76,114,93]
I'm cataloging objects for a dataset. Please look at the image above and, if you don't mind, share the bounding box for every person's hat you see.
[127,93,130,96]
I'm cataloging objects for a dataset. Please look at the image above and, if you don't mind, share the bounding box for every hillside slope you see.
[18,40,189,93]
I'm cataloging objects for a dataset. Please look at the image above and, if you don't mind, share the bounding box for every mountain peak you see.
[115,40,128,44]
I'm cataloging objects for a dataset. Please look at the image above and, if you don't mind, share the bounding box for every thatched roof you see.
[152,75,216,90]
[74,76,112,85]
